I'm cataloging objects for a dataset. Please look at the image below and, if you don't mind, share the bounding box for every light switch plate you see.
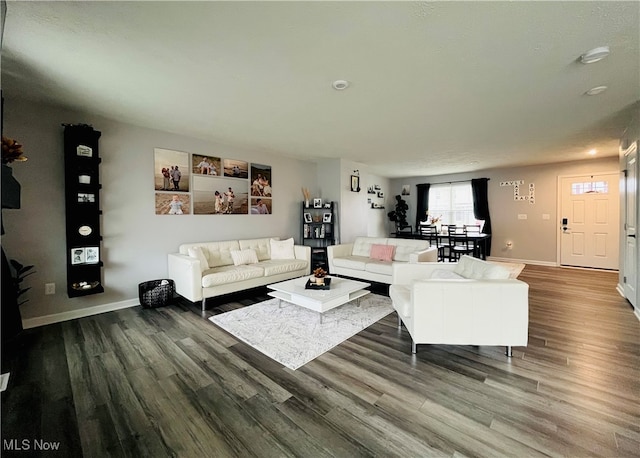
[518,214,527,220]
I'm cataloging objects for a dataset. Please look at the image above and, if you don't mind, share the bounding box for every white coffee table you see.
[267,276,370,321]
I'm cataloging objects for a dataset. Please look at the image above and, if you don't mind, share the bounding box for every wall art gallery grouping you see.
[153,148,272,216]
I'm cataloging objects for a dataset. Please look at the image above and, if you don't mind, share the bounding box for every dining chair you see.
[420,224,446,261]
[448,225,475,261]
[463,224,482,257]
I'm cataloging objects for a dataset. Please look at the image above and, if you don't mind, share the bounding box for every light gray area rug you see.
[209,294,393,370]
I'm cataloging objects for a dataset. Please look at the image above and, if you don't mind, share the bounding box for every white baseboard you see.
[486,256,557,267]
[21,299,139,329]
[635,307,640,322]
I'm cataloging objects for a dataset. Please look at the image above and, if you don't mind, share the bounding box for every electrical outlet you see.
[45,283,55,295]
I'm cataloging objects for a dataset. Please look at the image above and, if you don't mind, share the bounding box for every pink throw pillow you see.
[370,244,395,262]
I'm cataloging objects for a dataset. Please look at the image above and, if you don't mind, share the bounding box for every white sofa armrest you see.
[168,253,202,302]
[327,243,354,268]
[294,245,312,274]
[409,246,438,263]
[392,262,454,285]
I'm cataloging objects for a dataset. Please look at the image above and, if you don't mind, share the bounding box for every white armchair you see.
[389,256,529,356]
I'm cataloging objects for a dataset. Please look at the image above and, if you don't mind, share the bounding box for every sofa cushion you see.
[365,260,394,275]
[202,265,264,287]
[270,238,295,260]
[204,241,240,267]
[370,244,395,261]
[239,238,273,261]
[352,237,388,257]
[259,259,308,276]
[179,240,239,267]
[389,284,412,318]
[231,249,259,266]
[453,255,510,280]
[333,255,368,271]
[387,239,430,262]
[187,246,210,272]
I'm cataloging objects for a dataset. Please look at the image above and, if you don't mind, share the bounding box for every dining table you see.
[436,231,492,260]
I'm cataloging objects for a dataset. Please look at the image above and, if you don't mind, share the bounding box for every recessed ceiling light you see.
[580,46,610,64]
[585,86,608,96]
[588,149,597,156]
[332,80,349,90]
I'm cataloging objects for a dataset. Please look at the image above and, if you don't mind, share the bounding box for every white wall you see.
[2,97,318,320]
[390,157,619,264]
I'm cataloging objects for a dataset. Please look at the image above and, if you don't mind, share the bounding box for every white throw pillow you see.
[270,238,295,260]
[188,246,210,272]
[230,248,259,266]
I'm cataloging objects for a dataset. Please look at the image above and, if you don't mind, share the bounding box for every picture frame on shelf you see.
[85,247,99,264]
[78,193,95,203]
[323,213,332,223]
[71,248,85,265]
[313,198,322,208]
[304,212,312,223]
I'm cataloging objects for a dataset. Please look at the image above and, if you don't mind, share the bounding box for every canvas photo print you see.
[154,148,190,192]
[223,159,249,179]
[250,198,271,214]
[155,192,191,215]
[192,154,221,176]
[193,175,248,215]
[250,164,272,197]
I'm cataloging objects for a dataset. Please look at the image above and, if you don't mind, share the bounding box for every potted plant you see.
[312,267,327,285]
[388,195,410,231]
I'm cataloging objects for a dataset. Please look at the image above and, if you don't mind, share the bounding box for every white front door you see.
[560,173,620,269]
[623,143,637,305]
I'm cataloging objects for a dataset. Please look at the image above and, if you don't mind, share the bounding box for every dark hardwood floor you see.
[2,265,639,457]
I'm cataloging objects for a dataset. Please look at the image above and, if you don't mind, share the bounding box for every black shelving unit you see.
[301,201,335,272]
[63,124,104,297]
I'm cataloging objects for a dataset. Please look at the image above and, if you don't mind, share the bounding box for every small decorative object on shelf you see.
[313,198,322,208]
[301,187,311,208]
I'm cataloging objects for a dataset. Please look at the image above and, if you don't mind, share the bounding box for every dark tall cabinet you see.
[301,201,335,271]
[63,124,104,297]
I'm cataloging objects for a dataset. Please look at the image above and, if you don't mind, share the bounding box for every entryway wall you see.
[389,156,619,266]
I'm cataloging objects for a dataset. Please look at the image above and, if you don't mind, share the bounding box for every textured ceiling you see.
[2,1,639,178]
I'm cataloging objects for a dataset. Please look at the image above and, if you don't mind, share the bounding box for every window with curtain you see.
[428,182,484,227]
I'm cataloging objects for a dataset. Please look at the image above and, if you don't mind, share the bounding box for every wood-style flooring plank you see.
[2,265,639,457]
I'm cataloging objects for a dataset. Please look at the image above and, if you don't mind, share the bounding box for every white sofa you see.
[168,237,310,310]
[389,256,529,356]
[327,236,437,284]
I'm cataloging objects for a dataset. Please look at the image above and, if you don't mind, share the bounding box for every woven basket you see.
[138,279,175,308]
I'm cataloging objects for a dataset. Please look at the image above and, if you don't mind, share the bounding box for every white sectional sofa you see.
[327,236,437,284]
[168,237,310,310]
[389,255,529,356]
